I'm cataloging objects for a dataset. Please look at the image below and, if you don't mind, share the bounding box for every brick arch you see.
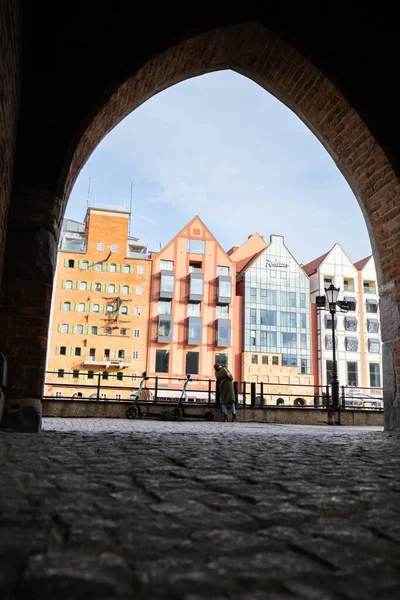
[62,23,400,429]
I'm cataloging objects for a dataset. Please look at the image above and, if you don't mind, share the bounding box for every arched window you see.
[106,305,114,313]
[121,306,128,315]
[76,325,84,334]
[65,280,73,289]
[81,261,89,270]
[121,285,129,294]
[276,398,285,406]
[107,284,115,293]
[77,303,85,312]
[122,264,130,273]
[95,263,103,271]
[79,281,87,290]
[92,304,100,313]
[91,326,98,335]
[63,302,71,311]
[294,398,305,406]
[109,263,117,272]
[60,324,68,333]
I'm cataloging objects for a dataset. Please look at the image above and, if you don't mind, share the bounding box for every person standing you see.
[214,363,237,422]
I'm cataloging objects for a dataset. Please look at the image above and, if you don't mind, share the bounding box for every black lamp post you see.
[324,284,340,408]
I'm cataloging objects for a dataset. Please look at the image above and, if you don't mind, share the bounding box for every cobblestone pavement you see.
[1,418,400,599]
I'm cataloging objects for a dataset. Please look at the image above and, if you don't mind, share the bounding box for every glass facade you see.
[243,236,311,374]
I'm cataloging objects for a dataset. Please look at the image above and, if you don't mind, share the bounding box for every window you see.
[343,278,354,292]
[135,307,142,316]
[159,300,172,315]
[111,244,118,253]
[281,291,296,307]
[60,346,67,355]
[106,305,114,314]
[189,262,202,273]
[73,370,79,379]
[137,265,144,275]
[301,359,307,374]
[68,260,75,268]
[109,263,117,272]
[74,347,82,356]
[300,313,307,329]
[261,330,267,346]
[262,355,268,365]
[102,372,109,380]
[272,356,279,365]
[91,326,98,335]
[92,304,100,313]
[266,331,277,348]
[250,309,257,325]
[270,270,276,278]
[131,372,137,382]
[345,337,359,351]
[250,287,257,300]
[160,272,174,294]
[104,349,110,360]
[300,293,306,308]
[368,339,380,353]
[216,304,228,318]
[120,328,126,336]
[136,286,143,295]
[190,277,203,296]
[118,350,125,359]
[215,353,228,368]
[95,263,103,271]
[188,302,201,317]
[218,321,231,345]
[282,332,296,348]
[65,280,73,289]
[60,324,68,333]
[347,362,358,386]
[188,319,201,341]
[97,243,104,251]
[251,355,258,364]
[344,297,357,311]
[57,369,65,378]
[280,270,287,281]
[282,355,297,367]
[369,363,381,388]
[217,266,230,276]
[107,284,115,293]
[367,319,379,333]
[324,314,336,329]
[77,303,85,312]
[105,328,112,335]
[133,328,140,338]
[324,277,333,288]
[87,371,94,379]
[132,350,139,360]
[300,334,307,348]
[281,312,296,328]
[122,264,130,273]
[160,260,174,271]
[89,348,96,360]
[344,316,357,331]
[79,281,87,291]
[155,350,170,373]
[366,299,378,313]
[116,372,123,381]
[364,280,376,294]
[159,319,172,337]
[325,335,338,350]
[250,330,256,346]
[326,360,333,384]
[218,279,231,300]
[63,302,71,311]
[94,283,102,291]
[186,351,199,375]
[120,306,128,315]
[121,285,129,294]
[187,239,205,254]
[261,289,277,304]
[81,261,89,270]
[260,310,276,326]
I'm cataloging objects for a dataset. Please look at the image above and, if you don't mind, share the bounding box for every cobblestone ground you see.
[1,418,400,599]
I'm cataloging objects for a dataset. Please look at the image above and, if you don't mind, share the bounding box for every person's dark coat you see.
[215,366,235,405]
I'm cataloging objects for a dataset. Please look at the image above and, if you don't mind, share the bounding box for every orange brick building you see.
[146,217,240,395]
[44,208,151,400]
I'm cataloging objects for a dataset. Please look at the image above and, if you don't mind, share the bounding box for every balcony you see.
[217,276,232,304]
[189,273,204,302]
[158,315,173,343]
[61,239,87,253]
[160,270,174,299]
[83,359,131,368]
[188,316,202,345]
[217,318,231,347]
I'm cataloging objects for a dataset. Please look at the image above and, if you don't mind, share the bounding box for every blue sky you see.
[66,70,372,265]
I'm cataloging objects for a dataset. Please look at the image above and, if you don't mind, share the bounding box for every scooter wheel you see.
[126,406,137,419]
[162,410,171,421]
[171,408,183,421]
[204,411,215,422]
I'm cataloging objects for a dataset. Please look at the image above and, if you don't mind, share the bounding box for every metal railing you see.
[42,371,384,410]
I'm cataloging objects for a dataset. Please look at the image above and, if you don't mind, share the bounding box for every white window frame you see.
[136,286,143,296]
[134,328,140,338]
[135,307,142,316]
[137,265,144,275]
[97,243,104,251]
[132,350,139,360]
[111,244,118,253]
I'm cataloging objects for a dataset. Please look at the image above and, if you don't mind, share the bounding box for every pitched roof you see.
[302,251,330,275]
[354,256,372,271]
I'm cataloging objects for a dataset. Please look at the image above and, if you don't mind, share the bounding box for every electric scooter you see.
[170,375,215,422]
[125,372,172,420]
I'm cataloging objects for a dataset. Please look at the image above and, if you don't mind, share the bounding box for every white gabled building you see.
[303,245,382,401]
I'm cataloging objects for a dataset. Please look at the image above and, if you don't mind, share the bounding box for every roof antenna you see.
[129,181,133,237]
[86,176,91,209]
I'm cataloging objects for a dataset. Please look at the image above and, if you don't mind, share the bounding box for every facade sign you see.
[265,259,289,268]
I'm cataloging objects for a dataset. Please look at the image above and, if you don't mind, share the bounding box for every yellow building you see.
[44,208,151,400]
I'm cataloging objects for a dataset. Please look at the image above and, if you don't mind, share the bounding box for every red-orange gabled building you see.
[147,216,240,390]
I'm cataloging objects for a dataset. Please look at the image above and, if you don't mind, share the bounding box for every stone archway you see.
[1,22,399,431]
